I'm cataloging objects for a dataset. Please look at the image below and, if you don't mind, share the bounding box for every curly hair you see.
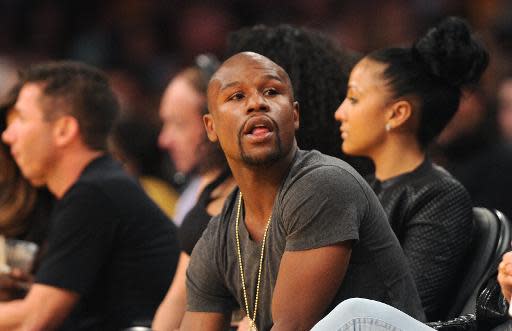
[225,24,360,161]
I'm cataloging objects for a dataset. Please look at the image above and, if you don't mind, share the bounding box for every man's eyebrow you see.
[218,73,285,92]
[263,74,285,83]
[219,81,241,92]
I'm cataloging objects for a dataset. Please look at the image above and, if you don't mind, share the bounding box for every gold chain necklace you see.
[235,192,272,331]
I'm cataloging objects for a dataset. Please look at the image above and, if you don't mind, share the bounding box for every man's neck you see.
[229,146,297,241]
[47,148,105,199]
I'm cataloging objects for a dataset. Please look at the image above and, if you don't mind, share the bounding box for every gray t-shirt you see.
[187,150,425,330]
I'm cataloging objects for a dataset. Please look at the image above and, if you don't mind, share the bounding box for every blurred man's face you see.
[1,83,58,186]
[158,76,207,174]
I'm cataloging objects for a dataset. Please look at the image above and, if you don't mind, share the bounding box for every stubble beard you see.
[238,123,284,167]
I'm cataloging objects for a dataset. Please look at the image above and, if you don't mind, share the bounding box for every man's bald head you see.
[207,52,294,112]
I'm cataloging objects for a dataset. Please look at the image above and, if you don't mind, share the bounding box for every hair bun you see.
[412,16,489,88]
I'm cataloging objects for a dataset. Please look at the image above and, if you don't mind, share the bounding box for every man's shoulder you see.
[292,149,360,173]
[78,155,134,187]
[58,155,171,226]
[285,150,366,190]
[66,155,144,202]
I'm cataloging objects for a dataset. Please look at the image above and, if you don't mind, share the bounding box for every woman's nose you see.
[334,100,347,122]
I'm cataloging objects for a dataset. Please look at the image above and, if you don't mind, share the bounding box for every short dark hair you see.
[19,61,119,151]
[368,17,489,148]
[226,24,359,160]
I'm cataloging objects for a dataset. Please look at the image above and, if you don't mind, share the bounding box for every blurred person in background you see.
[158,55,228,226]
[110,114,178,219]
[0,84,53,300]
[153,54,236,331]
[334,16,487,321]
[1,61,179,330]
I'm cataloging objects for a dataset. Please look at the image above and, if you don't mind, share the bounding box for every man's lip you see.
[243,116,275,135]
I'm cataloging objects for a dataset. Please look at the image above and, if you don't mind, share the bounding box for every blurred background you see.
[1,0,511,118]
[1,0,512,216]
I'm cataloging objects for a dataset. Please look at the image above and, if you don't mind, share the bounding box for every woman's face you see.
[334,58,394,158]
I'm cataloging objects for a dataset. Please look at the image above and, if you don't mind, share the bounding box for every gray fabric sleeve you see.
[186,216,237,313]
[282,166,368,251]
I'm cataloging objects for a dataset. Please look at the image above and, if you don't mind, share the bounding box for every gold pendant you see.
[248,318,258,331]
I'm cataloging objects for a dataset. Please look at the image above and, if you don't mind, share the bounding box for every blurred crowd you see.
[2,1,512,329]
[1,0,512,211]
[0,3,507,109]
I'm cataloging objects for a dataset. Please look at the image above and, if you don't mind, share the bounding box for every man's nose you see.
[158,130,172,150]
[1,126,14,145]
[246,92,269,114]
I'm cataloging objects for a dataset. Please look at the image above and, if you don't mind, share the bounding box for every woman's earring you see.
[385,123,392,132]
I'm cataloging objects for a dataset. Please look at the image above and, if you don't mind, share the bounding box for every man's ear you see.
[293,101,300,130]
[53,115,79,147]
[386,100,412,129]
[203,113,218,142]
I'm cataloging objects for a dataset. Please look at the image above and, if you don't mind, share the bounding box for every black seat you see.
[445,208,511,319]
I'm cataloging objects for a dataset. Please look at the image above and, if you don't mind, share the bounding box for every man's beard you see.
[238,120,283,167]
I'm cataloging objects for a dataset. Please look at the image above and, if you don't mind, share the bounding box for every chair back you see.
[446,208,511,318]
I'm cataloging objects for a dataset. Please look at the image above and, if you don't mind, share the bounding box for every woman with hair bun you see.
[334,16,488,322]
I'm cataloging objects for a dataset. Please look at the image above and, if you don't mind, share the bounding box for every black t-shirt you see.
[178,170,231,255]
[35,155,180,331]
[187,150,425,330]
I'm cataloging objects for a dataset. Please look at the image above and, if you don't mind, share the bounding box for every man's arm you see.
[0,284,78,331]
[271,242,352,331]
[179,311,231,331]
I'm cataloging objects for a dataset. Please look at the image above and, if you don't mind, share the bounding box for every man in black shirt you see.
[1,61,179,330]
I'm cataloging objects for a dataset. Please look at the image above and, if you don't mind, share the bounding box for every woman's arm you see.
[152,252,190,331]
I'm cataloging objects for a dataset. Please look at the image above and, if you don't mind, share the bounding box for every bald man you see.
[180,52,424,331]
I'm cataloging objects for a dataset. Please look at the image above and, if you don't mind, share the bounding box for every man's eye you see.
[264,88,278,96]
[347,97,358,104]
[228,92,244,101]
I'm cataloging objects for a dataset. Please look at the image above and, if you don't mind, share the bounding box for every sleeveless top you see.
[178,170,231,255]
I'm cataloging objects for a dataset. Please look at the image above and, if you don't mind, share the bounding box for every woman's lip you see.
[340,127,347,139]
